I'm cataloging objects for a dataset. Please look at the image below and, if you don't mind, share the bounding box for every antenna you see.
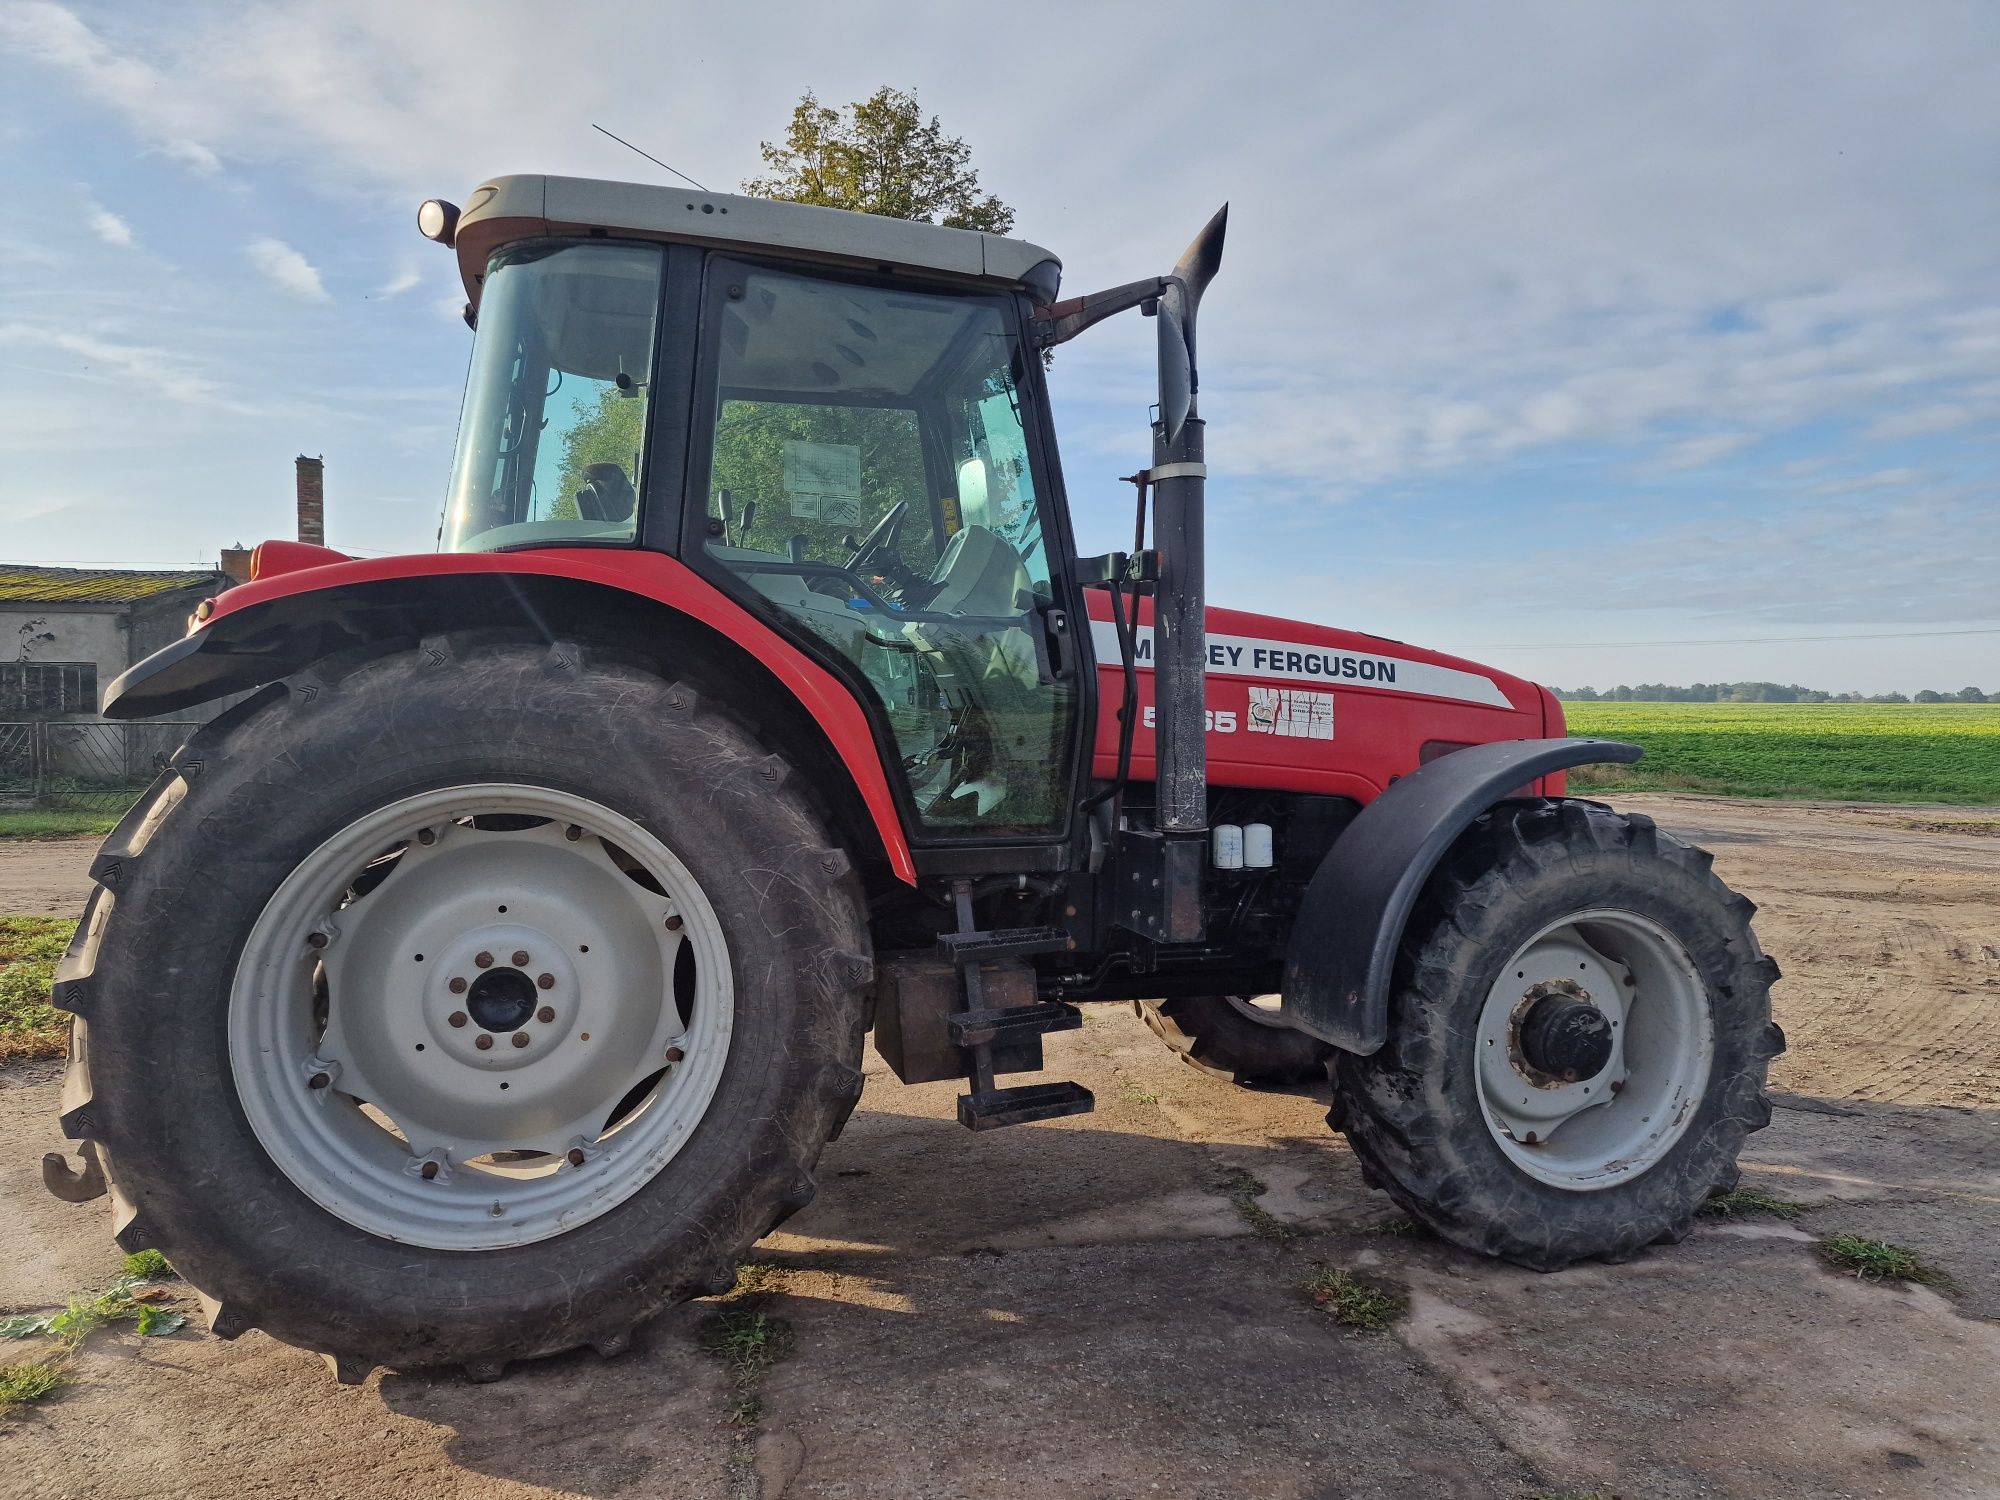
[591,124,710,192]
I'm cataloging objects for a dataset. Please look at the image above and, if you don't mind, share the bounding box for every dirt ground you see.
[1,794,1996,1500]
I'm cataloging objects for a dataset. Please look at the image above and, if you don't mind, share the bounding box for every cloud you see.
[0,2,222,176]
[85,203,134,248]
[376,266,421,298]
[0,323,233,408]
[1658,433,1756,472]
[244,236,329,302]
[156,137,222,175]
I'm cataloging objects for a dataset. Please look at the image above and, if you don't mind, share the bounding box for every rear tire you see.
[53,638,872,1377]
[1330,800,1783,1270]
[1135,995,1335,1085]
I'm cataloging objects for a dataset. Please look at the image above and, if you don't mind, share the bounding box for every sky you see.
[1,0,1996,694]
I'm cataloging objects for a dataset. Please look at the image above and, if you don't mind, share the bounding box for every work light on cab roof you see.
[44,171,1781,1389]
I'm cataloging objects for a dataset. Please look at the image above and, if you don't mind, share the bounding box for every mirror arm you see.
[1029,277,1167,349]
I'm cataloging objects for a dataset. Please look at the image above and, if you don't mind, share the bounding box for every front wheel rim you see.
[1474,908,1714,1191]
[229,783,734,1251]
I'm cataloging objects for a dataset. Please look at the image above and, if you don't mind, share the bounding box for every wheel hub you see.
[1517,986,1614,1084]
[467,968,538,1032]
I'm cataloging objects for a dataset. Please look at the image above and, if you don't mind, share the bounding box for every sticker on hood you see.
[1089,621,1511,708]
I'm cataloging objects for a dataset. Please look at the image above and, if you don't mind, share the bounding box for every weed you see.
[1816,1233,1953,1290]
[701,1307,797,1384]
[730,1263,781,1296]
[1214,1166,1297,1243]
[122,1249,174,1281]
[1361,1215,1429,1238]
[1120,1084,1163,1106]
[1698,1187,1813,1221]
[1302,1267,1407,1331]
[0,1358,67,1415]
[0,1272,186,1418]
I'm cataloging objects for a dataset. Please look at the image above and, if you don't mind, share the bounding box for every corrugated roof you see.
[0,565,221,604]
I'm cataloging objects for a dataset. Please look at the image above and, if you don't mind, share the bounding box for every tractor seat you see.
[575,464,637,523]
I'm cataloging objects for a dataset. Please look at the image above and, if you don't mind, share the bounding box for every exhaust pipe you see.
[1150,205,1227,837]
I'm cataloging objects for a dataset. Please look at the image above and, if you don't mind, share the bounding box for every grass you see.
[0,1360,67,1414]
[1214,1166,1297,1243]
[0,1272,188,1417]
[1119,1083,1164,1106]
[1302,1267,1407,1331]
[0,809,119,841]
[0,916,73,1063]
[1360,1215,1430,1238]
[1816,1233,1954,1290]
[1565,701,2000,803]
[1697,1187,1815,1221]
[121,1249,174,1281]
[699,1262,798,1446]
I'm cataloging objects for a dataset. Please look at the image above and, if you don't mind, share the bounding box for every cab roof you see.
[452,174,1061,311]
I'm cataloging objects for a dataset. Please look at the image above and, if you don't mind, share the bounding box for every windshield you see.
[441,241,664,552]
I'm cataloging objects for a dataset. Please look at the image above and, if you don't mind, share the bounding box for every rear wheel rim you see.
[229,783,733,1251]
[1474,908,1713,1191]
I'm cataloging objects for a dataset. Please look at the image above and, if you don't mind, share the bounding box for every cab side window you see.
[699,266,1072,836]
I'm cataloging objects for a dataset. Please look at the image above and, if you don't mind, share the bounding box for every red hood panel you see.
[1085,593,1545,799]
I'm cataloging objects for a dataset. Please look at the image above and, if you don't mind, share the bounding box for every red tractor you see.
[44,177,1781,1383]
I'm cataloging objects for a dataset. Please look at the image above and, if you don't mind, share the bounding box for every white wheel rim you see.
[1474,908,1713,1191]
[229,784,733,1250]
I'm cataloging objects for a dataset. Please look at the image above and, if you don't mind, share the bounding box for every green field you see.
[1564,702,2000,804]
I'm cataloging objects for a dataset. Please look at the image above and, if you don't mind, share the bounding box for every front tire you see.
[1135,994,1335,1085]
[1331,800,1784,1269]
[54,639,872,1378]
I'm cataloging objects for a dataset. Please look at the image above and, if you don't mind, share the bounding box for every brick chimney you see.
[219,544,253,586]
[295,454,325,546]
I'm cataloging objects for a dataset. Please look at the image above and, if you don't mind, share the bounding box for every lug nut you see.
[417,828,437,846]
[537,1006,555,1024]
[511,1032,530,1048]
[564,824,582,842]
[420,1160,439,1181]
[475,951,494,969]
[512,950,530,967]
[566,1148,586,1167]
[475,1034,494,1051]
[449,976,468,994]
[664,1046,685,1063]
[537,973,555,990]
[448,1011,468,1028]
[307,1072,330,1090]
[664,914,683,932]
[306,931,328,950]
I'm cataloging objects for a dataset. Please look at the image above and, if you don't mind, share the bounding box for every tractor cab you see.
[436,180,1085,840]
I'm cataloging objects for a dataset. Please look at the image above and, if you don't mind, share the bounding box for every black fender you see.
[1279,737,1642,1054]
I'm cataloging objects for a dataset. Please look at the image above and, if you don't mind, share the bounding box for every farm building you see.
[1,566,224,720]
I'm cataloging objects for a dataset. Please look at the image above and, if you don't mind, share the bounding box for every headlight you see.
[417,199,460,246]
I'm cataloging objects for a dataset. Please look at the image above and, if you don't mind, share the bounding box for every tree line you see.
[1554,683,1995,703]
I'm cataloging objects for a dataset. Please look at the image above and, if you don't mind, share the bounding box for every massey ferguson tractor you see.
[42,175,1782,1384]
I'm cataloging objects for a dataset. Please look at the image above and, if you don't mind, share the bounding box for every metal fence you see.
[0,720,201,811]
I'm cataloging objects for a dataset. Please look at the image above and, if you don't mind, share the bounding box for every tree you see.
[745,88,1016,232]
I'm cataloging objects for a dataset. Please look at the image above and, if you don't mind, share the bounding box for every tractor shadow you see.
[374,1092,2000,1499]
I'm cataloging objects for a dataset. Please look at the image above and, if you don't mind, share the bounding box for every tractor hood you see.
[1083,592,1562,803]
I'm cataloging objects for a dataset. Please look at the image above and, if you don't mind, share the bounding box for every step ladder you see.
[938,885,1095,1131]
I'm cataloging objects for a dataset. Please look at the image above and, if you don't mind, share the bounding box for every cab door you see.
[684,257,1083,843]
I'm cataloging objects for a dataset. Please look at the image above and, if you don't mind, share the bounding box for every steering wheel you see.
[845,500,907,570]
[843,500,927,594]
